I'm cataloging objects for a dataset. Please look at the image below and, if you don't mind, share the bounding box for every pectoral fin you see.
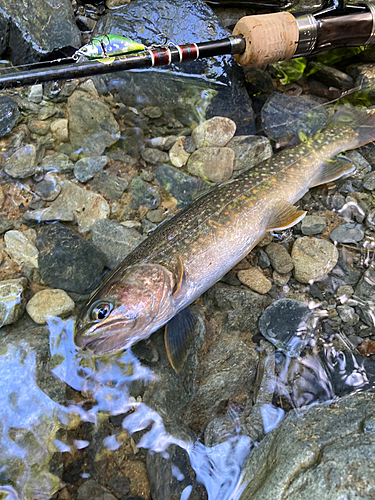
[310,156,356,188]
[266,201,306,232]
[173,254,185,296]
[165,307,197,372]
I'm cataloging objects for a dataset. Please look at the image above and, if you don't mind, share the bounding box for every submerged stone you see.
[0,277,28,326]
[154,164,205,206]
[192,116,236,148]
[0,96,20,137]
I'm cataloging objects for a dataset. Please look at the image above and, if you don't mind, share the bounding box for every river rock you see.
[187,147,234,183]
[240,392,375,500]
[28,118,50,136]
[226,135,273,174]
[154,164,205,206]
[192,117,236,148]
[74,156,109,183]
[291,237,339,283]
[4,145,37,178]
[26,289,75,324]
[0,215,14,234]
[34,175,62,201]
[329,223,365,243]
[141,148,169,165]
[261,93,329,141]
[76,480,117,500]
[4,230,39,268]
[50,118,68,142]
[301,215,327,235]
[336,305,358,326]
[265,243,294,274]
[41,153,74,173]
[309,62,354,90]
[169,136,190,167]
[130,177,161,210]
[36,224,107,294]
[0,96,20,137]
[91,219,144,268]
[238,267,272,295]
[91,170,129,200]
[68,90,120,157]
[0,277,28,326]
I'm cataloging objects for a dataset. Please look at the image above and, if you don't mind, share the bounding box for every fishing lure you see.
[74,34,145,59]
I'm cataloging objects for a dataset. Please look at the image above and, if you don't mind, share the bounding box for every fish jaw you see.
[74,264,177,355]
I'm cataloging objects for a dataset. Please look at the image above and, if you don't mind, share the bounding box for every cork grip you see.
[233,12,299,67]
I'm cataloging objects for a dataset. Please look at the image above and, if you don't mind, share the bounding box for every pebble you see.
[91,219,144,268]
[34,176,62,201]
[26,289,75,324]
[0,277,28,326]
[76,479,117,500]
[226,135,272,173]
[301,215,327,235]
[4,230,39,268]
[273,270,291,286]
[187,147,234,182]
[330,193,345,211]
[146,209,164,223]
[119,127,145,158]
[329,223,364,243]
[367,208,375,230]
[237,267,272,294]
[147,135,176,151]
[291,236,339,284]
[140,148,169,165]
[4,144,37,179]
[0,96,20,137]
[28,84,43,103]
[142,218,157,234]
[192,116,236,148]
[143,106,163,119]
[363,171,375,191]
[154,164,204,206]
[50,118,68,142]
[169,136,190,167]
[28,119,50,135]
[336,285,354,303]
[336,305,359,326]
[0,215,14,234]
[265,243,294,274]
[91,171,128,200]
[36,223,107,294]
[184,135,196,153]
[131,177,161,210]
[74,156,108,183]
[41,153,74,173]
[38,106,58,121]
[257,249,270,268]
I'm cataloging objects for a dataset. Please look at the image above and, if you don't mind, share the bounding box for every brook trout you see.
[75,106,375,371]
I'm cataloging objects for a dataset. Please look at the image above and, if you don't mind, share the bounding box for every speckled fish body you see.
[75,34,145,59]
[75,107,375,371]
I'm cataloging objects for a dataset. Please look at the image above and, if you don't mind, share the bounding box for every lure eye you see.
[90,301,113,321]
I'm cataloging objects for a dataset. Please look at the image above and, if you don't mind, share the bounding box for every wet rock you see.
[331,247,361,287]
[241,392,375,500]
[0,277,28,326]
[187,147,234,183]
[0,215,14,234]
[363,171,375,191]
[259,299,313,355]
[38,106,58,121]
[238,267,272,294]
[34,176,62,201]
[131,177,161,210]
[336,285,354,302]
[50,118,69,142]
[226,135,272,174]
[28,118,50,135]
[41,153,74,173]
[169,136,190,168]
[119,127,145,158]
[301,215,326,235]
[76,479,117,500]
[336,305,358,326]
[148,135,177,152]
[4,230,39,268]
[184,136,196,154]
[273,270,291,286]
[257,249,270,268]
[265,243,294,274]
[68,90,120,157]
[261,93,328,141]
[91,170,129,200]
[4,144,37,178]
[141,148,169,165]
[91,219,144,269]
[329,223,364,243]
[74,156,109,183]
[24,178,110,232]
[26,289,75,325]
[36,224,107,293]
[330,193,345,211]
[309,62,354,90]
[291,237,339,284]
[147,209,164,223]
[0,96,20,137]
[154,164,204,206]
[192,117,236,148]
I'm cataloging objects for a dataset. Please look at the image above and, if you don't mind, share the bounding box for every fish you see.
[74,34,145,59]
[74,106,375,372]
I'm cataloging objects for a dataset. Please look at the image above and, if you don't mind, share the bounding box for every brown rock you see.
[238,267,272,294]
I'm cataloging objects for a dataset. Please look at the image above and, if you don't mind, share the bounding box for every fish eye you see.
[89,301,113,321]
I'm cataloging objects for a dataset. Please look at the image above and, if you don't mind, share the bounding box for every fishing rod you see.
[0,0,374,90]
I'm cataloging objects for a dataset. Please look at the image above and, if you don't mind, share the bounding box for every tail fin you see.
[330,105,375,149]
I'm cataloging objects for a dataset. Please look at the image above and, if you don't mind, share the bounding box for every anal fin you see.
[310,156,356,188]
[266,201,306,232]
[165,307,197,372]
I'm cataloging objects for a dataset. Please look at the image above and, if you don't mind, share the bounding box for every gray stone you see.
[0,96,20,137]
[91,171,129,200]
[0,215,14,234]
[4,144,37,178]
[76,480,117,500]
[68,90,120,157]
[309,62,354,90]
[38,106,58,121]
[329,223,364,243]
[142,218,157,234]
[336,305,358,326]
[146,209,164,223]
[130,177,161,210]
[28,118,50,135]
[265,243,294,274]
[41,153,74,173]
[119,127,144,158]
[4,230,39,268]
[257,249,270,268]
[330,193,345,211]
[91,219,144,269]
[301,215,327,235]
[26,289,75,325]
[36,224,107,294]
[192,116,236,148]
[226,135,272,173]
[154,164,205,207]
[143,106,163,119]
[241,393,375,500]
[147,135,177,151]
[74,156,108,183]
[363,171,375,191]
[141,147,169,165]
[34,176,62,201]
[291,237,339,284]
[0,277,28,326]
[187,147,234,182]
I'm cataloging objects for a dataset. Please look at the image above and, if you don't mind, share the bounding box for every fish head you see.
[74,263,176,355]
